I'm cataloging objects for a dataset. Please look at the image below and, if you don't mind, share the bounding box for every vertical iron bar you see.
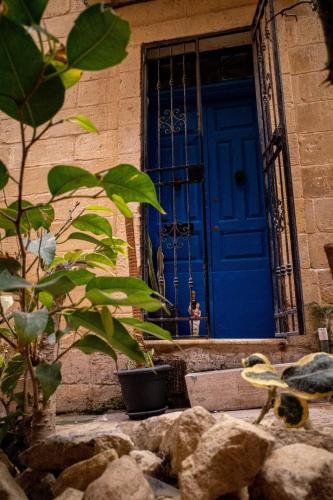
[195,38,210,337]
[169,47,179,335]
[268,0,304,333]
[182,45,194,335]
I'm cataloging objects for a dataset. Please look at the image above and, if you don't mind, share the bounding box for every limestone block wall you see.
[1,0,332,413]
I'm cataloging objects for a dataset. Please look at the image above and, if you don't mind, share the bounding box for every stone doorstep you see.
[185,363,291,412]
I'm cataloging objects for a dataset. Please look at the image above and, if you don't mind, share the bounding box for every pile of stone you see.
[1,406,333,499]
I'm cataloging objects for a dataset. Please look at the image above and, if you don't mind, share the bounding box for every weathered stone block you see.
[185,364,291,411]
[308,232,333,268]
[299,132,333,166]
[318,270,333,303]
[315,198,333,232]
[289,44,327,75]
[296,101,333,134]
[302,166,333,198]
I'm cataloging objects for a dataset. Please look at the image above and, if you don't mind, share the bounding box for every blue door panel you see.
[147,81,274,338]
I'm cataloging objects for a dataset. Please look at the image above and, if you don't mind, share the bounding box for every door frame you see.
[141,22,304,338]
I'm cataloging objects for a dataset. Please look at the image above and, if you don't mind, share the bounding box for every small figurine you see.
[189,295,201,336]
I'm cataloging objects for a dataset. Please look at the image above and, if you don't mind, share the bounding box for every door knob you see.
[235,170,246,186]
[213,226,220,232]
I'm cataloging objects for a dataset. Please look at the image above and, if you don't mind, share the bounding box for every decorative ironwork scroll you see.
[252,0,304,336]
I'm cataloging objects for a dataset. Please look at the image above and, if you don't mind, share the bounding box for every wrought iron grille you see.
[142,17,304,338]
[252,0,304,336]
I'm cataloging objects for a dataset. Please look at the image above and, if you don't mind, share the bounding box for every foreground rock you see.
[267,425,333,453]
[16,468,56,500]
[129,450,163,477]
[160,406,215,475]
[179,417,275,500]
[52,449,118,495]
[0,462,28,500]
[54,488,83,500]
[83,456,154,500]
[119,412,181,452]
[250,443,333,500]
[145,475,180,499]
[20,423,133,470]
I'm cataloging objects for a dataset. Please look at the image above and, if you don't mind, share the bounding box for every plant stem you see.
[253,387,277,425]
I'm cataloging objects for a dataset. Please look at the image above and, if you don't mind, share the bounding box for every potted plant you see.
[0,1,173,448]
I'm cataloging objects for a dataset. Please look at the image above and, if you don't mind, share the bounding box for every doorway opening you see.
[142,26,303,339]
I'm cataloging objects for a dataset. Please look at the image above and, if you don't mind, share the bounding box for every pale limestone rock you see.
[179,418,275,500]
[83,456,154,500]
[250,443,333,500]
[20,423,133,470]
[0,462,28,500]
[265,425,333,453]
[121,411,182,452]
[52,449,118,495]
[145,475,180,499]
[160,406,215,475]
[54,488,83,500]
[129,450,163,477]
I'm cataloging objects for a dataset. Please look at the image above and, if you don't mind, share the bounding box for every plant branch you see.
[25,346,39,412]
[253,387,277,425]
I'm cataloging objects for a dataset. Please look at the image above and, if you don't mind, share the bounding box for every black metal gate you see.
[252,0,304,336]
[141,9,304,338]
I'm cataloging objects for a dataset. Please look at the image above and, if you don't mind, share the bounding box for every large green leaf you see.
[281,352,333,399]
[68,309,105,336]
[0,207,30,236]
[101,308,146,364]
[74,334,117,360]
[67,4,130,71]
[84,252,115,269]
[0,256,21,274]
[35,274,76,297]
[26,232,56,265]
[241,364,288,390]
[12,308,49,344]
[0,161,9,190]
[241,353,272,369]
[4,0,48,25]
[0,16,64,126]
[86,276,161,312]
[274,392,309,428]
[36,361,62,401]
[102,165,164,213]
[48,166,98,197]
[72,214,113,237]
[0,354,26,396]
[119,317,173,341]
[0,269,31,291]
[9,201,55,231]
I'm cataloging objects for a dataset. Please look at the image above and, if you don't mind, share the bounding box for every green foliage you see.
[36,362,62,401]
[48,165,98,196]
[242,352,333,428]
[0,161,9,190]
[274,392,309,428]
[4,0,48,25]
[65,114,98,133]
[0,1,172,445]
[66,4,130,70]
[12,309,49,344]
[0,16,65,126]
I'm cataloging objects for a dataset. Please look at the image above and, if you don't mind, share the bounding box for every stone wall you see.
[1,0,332,413]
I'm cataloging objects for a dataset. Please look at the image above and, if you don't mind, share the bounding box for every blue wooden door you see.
[203,82,275,338]
[147,80,274,338]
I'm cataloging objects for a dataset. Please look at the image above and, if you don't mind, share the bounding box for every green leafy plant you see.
[0,1,172,444]
[241,352,333,427]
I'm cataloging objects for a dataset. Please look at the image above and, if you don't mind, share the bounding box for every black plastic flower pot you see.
[116,364,171,420]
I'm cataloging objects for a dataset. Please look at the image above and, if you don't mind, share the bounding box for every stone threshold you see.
[145,338,288,349]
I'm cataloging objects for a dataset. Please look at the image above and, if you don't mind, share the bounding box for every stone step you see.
[185,363,290,411]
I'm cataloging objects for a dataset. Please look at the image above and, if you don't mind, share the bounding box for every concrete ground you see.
[56,401,333,431]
